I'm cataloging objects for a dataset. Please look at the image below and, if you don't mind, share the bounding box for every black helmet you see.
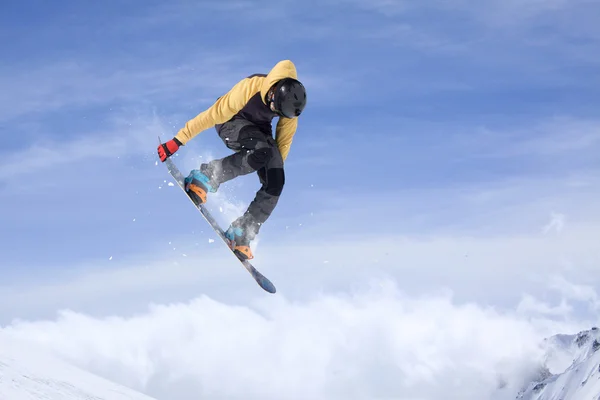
[271,78,306,118]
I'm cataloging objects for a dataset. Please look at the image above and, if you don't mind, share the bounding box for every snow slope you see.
[0,333,156,400]
[518,328,600,400]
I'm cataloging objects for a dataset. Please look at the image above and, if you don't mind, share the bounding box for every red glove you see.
[158,138,182,162]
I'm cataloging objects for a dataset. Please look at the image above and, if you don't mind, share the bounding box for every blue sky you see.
[2,0,598,267]
[1,1,600,398]
[1,0,599,315]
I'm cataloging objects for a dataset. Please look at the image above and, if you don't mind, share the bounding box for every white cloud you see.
[2,200,599,327]
[0,111,164,182]
[404,117,600,186]
[356,0,592,25]
[517,295,572,318]
[462,117,600,160]
[4,279,595,400]
[325,0,600,87]
[542,212,566,235]
[548,276,600,312]
[0,54,244,123]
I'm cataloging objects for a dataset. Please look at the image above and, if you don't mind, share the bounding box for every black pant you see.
[201,118,285,240]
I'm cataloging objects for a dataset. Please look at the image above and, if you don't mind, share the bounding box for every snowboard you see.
[159,141,276,294]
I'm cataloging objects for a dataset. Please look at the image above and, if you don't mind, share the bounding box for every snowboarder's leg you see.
[184,119,259,205]
[185,119,284,259]
[225,138,284,260]
[191,119,270,187]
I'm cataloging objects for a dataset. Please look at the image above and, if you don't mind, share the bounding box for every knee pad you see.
[265,168,285,196]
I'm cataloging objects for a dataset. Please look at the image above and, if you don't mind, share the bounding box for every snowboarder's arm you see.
[174,77,262,145]
[275,117,297,162]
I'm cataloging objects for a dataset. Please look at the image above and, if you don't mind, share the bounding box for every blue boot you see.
[184,169,216,205]
[225,223,254,260]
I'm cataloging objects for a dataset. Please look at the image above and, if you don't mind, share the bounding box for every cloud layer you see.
[5,279,596,400]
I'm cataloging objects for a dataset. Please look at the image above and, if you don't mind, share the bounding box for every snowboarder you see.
[157,60,307,261]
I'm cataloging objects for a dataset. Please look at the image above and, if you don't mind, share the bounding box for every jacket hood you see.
[260,60,298,104]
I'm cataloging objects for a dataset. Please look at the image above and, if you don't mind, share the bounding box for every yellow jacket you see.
[174,60,299,161]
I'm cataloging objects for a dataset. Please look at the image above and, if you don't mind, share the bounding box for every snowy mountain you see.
[0,333,156,400]
[518,327,600,400]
